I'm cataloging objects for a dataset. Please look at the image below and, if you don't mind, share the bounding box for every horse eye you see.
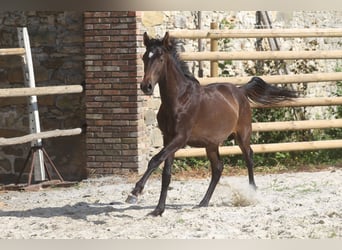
[142,53,148,61]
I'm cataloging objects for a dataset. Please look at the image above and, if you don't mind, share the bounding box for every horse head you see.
[140,32,171,95]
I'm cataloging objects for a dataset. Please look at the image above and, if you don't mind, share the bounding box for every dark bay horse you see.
[126,32,297,216]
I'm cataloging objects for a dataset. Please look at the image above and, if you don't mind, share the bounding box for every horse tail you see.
[240,76,298,105]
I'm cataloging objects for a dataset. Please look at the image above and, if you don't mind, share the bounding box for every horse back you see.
[201,82,250,114]
[186,82,251,146]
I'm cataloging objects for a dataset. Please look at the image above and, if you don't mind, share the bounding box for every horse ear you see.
[162,32,172,50]
[143,32,150,47]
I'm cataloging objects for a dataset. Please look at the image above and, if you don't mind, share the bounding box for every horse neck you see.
[158,57,189,104]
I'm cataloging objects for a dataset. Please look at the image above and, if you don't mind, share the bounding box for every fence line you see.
[0,128,82,146]
[251,97,342,108]
[175,139,342,158]
[170,27,342,158]
[198,72,342,85]
[0,85,83,98]
[179,50,342,61]
[252,119,342,132]
[169,28,342,39]
[0,27,84,182]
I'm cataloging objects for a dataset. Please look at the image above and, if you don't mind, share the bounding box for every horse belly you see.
[188,104,238,147]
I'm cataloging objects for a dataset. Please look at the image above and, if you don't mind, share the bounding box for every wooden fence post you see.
[210,22,219,77]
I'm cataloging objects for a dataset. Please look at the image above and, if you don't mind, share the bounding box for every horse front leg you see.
[125,151,164,204]
[126,135,185,215]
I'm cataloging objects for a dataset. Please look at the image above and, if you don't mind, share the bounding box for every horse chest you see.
[157,102,198,136]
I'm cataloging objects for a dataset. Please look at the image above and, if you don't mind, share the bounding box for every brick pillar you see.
[84,11,147,176]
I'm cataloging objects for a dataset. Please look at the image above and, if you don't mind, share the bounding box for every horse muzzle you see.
[140,81,154,95]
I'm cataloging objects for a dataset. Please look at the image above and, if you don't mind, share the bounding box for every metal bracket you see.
[16,145,64,185]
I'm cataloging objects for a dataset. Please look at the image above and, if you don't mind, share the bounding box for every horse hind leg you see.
[198,145,223,207]
[235,131,257,189]
[148,154,174,216]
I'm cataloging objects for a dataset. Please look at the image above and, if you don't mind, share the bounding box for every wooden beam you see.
[0,85,83,98]
[198,72,342,85]
[0,128,83,146]
[251,97,342,108]
[179,50,342,61]
[0,48,25,56]
[169,28,342,39]
[252,119,342,132]
[174,139,342,158]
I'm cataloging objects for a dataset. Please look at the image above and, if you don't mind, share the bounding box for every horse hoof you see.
[125,194,138,204]
[193,203,208,209]
[148,209,163,217]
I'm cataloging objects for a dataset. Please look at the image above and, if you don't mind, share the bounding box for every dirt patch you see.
[0,168,341,239]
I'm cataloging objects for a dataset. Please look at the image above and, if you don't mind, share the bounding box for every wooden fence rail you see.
[251,97,342,108]
[252,119,342,132]
[175,139,342,158]
[0,48,25,56]
[198,72,342,85]
[179,50,342,61]
[169,28,342,39]
[0,128,82,146]
[0,85,83,98]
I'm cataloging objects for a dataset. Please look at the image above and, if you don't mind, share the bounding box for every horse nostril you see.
[141,81,154,95]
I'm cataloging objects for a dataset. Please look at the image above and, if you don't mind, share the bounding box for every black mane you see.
[148,36,200,84]
[169,38,200,84]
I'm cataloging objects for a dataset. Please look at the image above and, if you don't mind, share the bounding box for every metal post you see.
[255,11,289,75]
[17,27,45,181]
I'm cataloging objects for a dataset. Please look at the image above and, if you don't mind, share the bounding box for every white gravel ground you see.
[0,168,341,239]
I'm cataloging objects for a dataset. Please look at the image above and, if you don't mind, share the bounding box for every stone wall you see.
[0,11,150,181]
[0,11,86,183]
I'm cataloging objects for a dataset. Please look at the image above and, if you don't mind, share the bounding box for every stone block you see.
[144,109,156,125]
[142,12,164,27]
[0,157,13,173]
[151,128,163,147]
[55,95,82,111]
